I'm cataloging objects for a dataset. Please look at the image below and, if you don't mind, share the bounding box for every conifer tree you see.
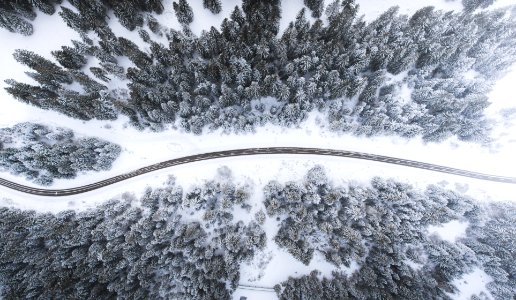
[0,10,33,35]
[304,0,324,18]
[51,46,87,70]
[173,0,193,25]
[203,0,222,14]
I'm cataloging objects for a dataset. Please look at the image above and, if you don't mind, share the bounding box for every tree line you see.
[267,166,515,299]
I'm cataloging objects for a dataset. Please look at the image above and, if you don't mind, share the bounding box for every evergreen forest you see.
[3,0,516,142]
[0,122,120,185]
[0,166,514,299]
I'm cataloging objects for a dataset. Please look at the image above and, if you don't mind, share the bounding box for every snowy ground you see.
[1,1,515,300]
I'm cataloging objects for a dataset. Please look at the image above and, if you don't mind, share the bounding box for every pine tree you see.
[0,9,33,35]
[31,0,59,15]
[203,0,222,14]
[463,0,496,12]
[51,46,87,70]
[8,1,37,21]
[112,3,142,31]
[173,0,193,25]
[4,79,58,107]
[59,6,87,32]
[304,0,324,18]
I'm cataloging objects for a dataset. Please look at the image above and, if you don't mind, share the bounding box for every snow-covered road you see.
[1,147,515,197]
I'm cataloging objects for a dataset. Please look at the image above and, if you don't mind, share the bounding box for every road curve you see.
[0,147,515,197]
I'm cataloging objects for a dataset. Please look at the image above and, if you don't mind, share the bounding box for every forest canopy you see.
[2,0,516,142]
[0,122,120,185]
[0,166,514,299]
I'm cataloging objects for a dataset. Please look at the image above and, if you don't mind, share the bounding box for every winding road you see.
[0,147,514,197]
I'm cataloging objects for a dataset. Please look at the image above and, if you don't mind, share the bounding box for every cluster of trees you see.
[0,165,513,299]
[0,168,265,299]
[463,203,516,299]
[0,0,497,37]
[0,0,164,36]
[0,122,120,185]
[0,0,224,36]
[203,0,222,15]
[0,0,62,36]
[266,166,515,299]
[4,0,516,141]
[462,0,497,12]
[182,166,254,227]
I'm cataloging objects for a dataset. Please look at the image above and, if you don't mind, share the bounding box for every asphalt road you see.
[0,147,514,197]
[237,284,276,292]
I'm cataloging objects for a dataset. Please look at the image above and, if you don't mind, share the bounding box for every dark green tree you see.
[304,0,324,18]
[173,0,193,25]
[203,0,222,14]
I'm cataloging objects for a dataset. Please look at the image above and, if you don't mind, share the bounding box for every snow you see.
[279,0,319,34]
[241,247,335,287]
[398,83,412,104]
[239,208,358,288]
[427,220,469,243]
[462,70,480,82]
[108,10,147,48]
[1,105,516,211]
[232,287,277,300]
[0,4,80,89]
[404,259,424,271]
[484,64,516,156]
[450,268,493,300]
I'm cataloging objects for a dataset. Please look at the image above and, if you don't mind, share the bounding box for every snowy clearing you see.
[427,220,469,243]
[449,268,493,300]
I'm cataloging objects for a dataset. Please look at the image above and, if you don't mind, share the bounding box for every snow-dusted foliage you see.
[0,122,120,185]
[463,0,497,12]
[267,166,515,300]
[0,0,164,35]
[0,166,514,299]
[3,0,516,141]
[0,0,60,35]
[0,170,265,299]
[203,0,222,14]
[463,202,516,300]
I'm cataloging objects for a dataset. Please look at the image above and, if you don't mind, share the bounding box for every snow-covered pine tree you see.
[173,0,193,25]
[0,9,33,35]
[304,0,324,18]
[203,0,222,14]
